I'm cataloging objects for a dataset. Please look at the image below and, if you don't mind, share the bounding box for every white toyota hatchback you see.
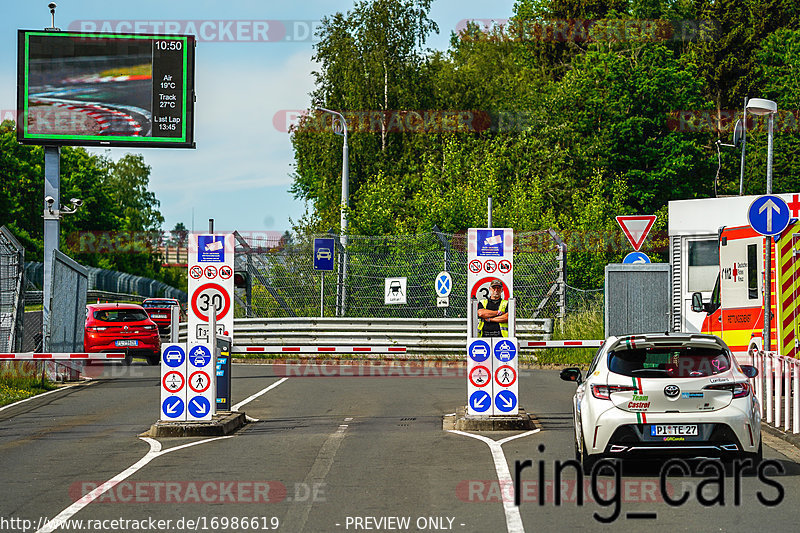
[560,333,761,473]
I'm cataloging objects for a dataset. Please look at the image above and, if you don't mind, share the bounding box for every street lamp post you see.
[746,97,778,353]
[317,107,349,316]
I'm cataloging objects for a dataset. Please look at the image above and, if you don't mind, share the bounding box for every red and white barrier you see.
[234,346,407,354]
[0,352,126,360]
[751,351,800,434]
[523,340,603,348]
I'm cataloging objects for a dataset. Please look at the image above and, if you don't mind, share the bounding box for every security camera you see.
[45,196,55,207]
[70,198,83,207]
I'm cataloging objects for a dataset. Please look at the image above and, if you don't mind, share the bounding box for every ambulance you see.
[669,194,800,340]
[690,220,799,361]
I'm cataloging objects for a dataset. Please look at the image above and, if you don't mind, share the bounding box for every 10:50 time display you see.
[155,40,183,51]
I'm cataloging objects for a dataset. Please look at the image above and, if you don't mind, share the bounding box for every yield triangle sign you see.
[616,215,656,251]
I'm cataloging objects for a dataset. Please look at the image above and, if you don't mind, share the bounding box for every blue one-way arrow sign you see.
[469,390,491,413]
[495,390,517,413]
[748,195,791,237]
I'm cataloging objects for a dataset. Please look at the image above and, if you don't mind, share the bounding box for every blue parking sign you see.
[314,238,335,271]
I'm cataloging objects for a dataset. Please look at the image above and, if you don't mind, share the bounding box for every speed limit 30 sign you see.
[188,234,235,345]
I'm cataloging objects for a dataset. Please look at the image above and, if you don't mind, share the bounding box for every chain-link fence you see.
[0,227,25,352]
[235,229,565,319]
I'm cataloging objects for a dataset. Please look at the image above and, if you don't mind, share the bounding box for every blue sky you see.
[2,0,517,235]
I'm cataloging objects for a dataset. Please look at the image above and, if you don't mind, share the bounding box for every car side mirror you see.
[741,365,758,378]
[560,367,582,384]
[691,292,705,313]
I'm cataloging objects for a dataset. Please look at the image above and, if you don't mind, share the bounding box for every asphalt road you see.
[1,363,800,533]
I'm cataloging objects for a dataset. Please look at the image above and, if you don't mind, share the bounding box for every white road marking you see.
[36,436,232,533]
[448,429,541,533]
[232,377,289,411]
[283,418,351,532]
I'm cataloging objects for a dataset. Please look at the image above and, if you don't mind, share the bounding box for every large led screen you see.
[17,31,195,148]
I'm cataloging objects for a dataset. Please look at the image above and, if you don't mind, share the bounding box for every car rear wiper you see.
[630,368,668,374]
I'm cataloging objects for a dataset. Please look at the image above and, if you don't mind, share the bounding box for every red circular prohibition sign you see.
[189,371,211,393]
[191,282,231,322]
[470,277,510,300]
[162,371,185,393]
[469,365,491,388]
[494,365,517,387]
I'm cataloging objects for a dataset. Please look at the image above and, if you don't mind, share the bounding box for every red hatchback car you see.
[84,303,161,365]
[141,298,185,333]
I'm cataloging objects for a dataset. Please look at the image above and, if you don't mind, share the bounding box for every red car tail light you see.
[86,326,108,332]
[591,384,637,400]
[704,381,751,398]
[143,325,156,330]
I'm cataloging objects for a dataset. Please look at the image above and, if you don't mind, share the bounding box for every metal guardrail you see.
[179,317,553,358]
[752,351,800,434]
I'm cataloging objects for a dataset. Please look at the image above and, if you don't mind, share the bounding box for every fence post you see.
[432,225,451,318]
[785,357,791,432]
[766,354,773,424]
[793,361,799,434]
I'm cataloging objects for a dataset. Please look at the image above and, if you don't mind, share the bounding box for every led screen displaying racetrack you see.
[17,30,195,148]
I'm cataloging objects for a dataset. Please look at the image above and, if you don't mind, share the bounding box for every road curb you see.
[443,406,540,431]
[142,411,247,437]
[762,422,800,450]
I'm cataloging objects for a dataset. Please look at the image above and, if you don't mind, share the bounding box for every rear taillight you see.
[143,325,156,330]
[705,381,751,398]
[86,326,108,332]
[591,384,638,400]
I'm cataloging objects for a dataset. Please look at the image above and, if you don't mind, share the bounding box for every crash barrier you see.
[751,350,800,434]
[24,262,187,301]
[24,289,155,306]
[179,317,554,358]
[0,352,126,360]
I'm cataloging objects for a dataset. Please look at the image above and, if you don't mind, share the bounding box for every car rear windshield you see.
[93,309,149,322]
[142,301,176,308]
[608,346,731,378]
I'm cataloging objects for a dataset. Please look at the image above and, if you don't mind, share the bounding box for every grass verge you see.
[0,363,57,407]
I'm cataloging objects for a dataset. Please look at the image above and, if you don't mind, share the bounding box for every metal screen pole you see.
[42,146,60,351]
[320,272,324,317]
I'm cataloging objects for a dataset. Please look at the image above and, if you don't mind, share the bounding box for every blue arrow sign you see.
[495,390,517,413]
[189,345,212,367]
[188,396,211,418]
[623,251,651,264]
[494,339,517,362]
[162,397,184,418]
[436,272,452,297]
[469,340,491,362]
[313,238,335,271]
[470,390,491,413]
[748,195,791,237]
[162,345,185,368]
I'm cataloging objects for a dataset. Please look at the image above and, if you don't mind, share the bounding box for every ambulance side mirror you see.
[691,292,706,313]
